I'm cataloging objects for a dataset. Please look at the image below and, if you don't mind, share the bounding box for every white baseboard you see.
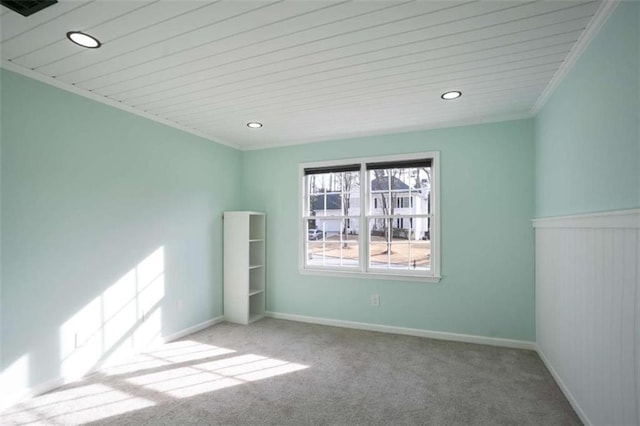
[0,316,224,413]
[535,345,591,426]
[162,316,224,343]
[265,311,536,350]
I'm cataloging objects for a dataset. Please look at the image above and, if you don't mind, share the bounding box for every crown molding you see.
[531,0,620,114]
[1,61,241,150]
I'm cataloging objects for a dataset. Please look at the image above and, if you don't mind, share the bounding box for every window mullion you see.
[360,162,367,273]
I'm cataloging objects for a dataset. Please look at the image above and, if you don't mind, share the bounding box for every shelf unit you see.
[223,211,265,324]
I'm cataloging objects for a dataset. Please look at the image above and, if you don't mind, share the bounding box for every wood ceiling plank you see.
[109,3,596,109]
[91,1,410,96]
[51,1,336,84]
[174,78,551,131]
[85,2,513,98]
[156,61,558,121]
[166,69,556,126]
[12,1,203,70]
[149,16,588,119]
[175,57,563,127]
[182,76,549,127]
[1,1,145,60]
[76,1,459,90]
[158,30,582,121]
[133,31,568,113]
[37,1,274,77]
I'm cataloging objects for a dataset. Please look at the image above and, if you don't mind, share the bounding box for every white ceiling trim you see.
[531,0,619,113]
[1,60,241,150]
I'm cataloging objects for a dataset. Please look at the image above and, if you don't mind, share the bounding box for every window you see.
[396,197,411,208]
[300,153,440,281]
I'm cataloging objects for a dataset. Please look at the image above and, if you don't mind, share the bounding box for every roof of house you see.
[310,193,342,211]
[370,176,411,191]
[310,177,417,211]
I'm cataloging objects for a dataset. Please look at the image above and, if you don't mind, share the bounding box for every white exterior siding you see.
[312,189,430,240]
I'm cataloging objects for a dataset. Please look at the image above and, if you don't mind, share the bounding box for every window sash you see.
[300,153,439,279]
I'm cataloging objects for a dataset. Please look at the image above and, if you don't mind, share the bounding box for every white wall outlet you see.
[177,299,184,312]
[370,294,380,307]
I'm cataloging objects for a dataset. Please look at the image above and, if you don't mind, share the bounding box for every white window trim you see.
[298,152,441,283]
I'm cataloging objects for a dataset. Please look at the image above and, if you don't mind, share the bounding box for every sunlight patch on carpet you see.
[0,384,154,425]
[126,348,308,398]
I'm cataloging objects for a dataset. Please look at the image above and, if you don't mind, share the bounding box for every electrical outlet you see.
[177,299,184,312]
[371,294,380,307]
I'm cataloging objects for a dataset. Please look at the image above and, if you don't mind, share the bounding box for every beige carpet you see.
[2,318,580,425]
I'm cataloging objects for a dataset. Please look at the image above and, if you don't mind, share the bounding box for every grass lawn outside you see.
[307,234,431,270]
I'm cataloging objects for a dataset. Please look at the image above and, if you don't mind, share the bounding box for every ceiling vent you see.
[1,0,57,17]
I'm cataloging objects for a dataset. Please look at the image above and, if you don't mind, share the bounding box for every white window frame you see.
[298,152,441,283]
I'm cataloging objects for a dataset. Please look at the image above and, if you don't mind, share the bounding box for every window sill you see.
[299,268,442,283]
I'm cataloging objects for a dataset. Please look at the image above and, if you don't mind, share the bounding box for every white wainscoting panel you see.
[534,209,639,426]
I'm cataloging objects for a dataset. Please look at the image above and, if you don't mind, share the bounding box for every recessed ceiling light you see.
[441,91,462,100]
[66,31,101,49]
[247,122,263,128]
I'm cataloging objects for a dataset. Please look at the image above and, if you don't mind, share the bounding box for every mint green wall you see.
[535,1,640,217]
[0,70,241,392]
[242,119,535,341]
[7,0,634,393]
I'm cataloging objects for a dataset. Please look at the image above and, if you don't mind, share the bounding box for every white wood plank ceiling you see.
[0,0,607,149]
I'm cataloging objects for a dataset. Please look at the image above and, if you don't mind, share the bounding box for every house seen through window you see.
[300,153,440,280]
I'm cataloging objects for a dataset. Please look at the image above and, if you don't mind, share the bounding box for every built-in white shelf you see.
[224,211,266,325]
[248,313,263,324]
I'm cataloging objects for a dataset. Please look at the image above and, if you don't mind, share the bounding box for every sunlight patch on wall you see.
[59,247,165,380]
[0,354,30,410]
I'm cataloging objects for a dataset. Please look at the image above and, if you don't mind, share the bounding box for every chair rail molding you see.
[532,208,640,229]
